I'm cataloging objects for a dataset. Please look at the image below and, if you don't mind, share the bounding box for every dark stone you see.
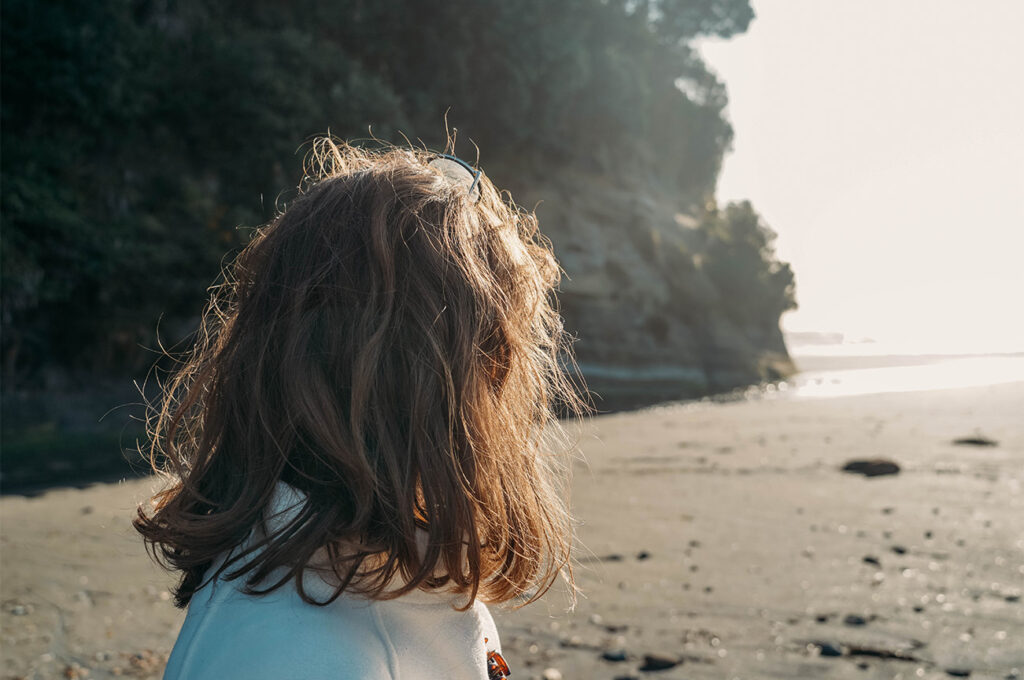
[638,654,679,672]
[862,555,881,567]
[945,670,972,678]
[1006,594,1021,603]
[952,436,998,447]
[843,614,868,626]
[891,545,907,555]
[636,550,651,560]
[841,459,900,477]
[813,642,844,657]
[847,644,921,661]
[815,614,830,623]
[602,650,628,662]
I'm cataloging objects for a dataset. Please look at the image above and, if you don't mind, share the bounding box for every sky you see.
[695,0,1024,354]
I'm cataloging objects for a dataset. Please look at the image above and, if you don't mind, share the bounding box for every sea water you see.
[786,352,1024,399]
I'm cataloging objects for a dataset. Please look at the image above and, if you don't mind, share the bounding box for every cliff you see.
[511,168,795,410]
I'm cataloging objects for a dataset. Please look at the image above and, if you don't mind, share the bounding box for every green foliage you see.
[1,0,763,386]
[700,201,797,327]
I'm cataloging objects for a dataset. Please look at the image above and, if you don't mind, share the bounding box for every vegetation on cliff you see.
[2,0,794,428]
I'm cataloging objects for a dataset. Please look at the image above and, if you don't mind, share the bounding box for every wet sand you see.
[2,381,1022,679]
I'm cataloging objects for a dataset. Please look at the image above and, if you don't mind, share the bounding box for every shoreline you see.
[2,381,1022,679]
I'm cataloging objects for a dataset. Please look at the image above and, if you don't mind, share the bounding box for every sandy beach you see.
[2,378,1022,679]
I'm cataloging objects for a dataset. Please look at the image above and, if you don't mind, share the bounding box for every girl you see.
[135,138,585,679]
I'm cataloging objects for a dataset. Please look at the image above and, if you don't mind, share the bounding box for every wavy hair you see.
[134,138,586,610]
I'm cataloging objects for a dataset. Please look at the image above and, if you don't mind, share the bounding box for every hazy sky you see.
[696,0,1024,353]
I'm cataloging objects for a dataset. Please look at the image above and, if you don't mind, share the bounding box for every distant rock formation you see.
[513,169,795,410]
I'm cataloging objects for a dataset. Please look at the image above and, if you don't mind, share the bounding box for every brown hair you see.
[134,138,586,610]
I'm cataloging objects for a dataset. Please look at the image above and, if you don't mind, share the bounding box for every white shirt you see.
[163,483,502,680]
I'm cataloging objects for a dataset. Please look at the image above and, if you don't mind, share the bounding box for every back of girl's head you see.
[135,137,586,609]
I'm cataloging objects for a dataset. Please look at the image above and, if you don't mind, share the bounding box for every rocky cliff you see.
[511,168,794,410]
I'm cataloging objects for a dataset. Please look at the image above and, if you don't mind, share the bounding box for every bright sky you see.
[695,0,1024,354]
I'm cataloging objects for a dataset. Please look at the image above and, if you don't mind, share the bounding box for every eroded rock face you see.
[515,170,793,409]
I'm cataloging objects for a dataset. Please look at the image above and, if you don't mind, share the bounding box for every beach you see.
[2,368,1022,679]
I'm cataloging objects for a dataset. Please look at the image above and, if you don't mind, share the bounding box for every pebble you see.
[945,670,972,678]
[862,555,881,567]
[843,614,868,626]
[813,642,843,657]
[540,668,562,680]
[841,459,900,477]
[891,545,907,555]
[636,550,650,560]
[63,664,89,679]
[952,436,998,447]
[601,649,628,662]
[639,654,679,671]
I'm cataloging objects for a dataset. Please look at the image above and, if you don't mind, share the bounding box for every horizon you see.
[696,0,1024,356]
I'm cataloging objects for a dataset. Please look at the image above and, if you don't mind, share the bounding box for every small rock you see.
[9,604,29,616]
[639,653,679,671]
[857,662,870,670]
[952,436,997,447]
[63,664,89,679]
[80,506,94,515]
[843,614,868,627]
[541,668,562,680]
[811,641,844,657]
[862,555,881,567]
[604,554,624,562]
[891,545,907,555]
[636,550,651,560]
[1006,595,1021,603]
[815,614,830,623]
[559,635,584,649]
[945,670,972,678]
[842,459,900,477]
[601,649,628,662]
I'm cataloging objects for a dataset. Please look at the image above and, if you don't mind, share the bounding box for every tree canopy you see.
[1,0,780,388]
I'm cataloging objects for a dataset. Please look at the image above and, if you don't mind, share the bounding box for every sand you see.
[2,381,1022,679]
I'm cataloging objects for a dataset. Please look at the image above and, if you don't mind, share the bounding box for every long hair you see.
[134,138,587,610]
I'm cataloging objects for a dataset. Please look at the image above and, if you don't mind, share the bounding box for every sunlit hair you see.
[134,137,587,610]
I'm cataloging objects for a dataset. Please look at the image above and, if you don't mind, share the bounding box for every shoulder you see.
[374,595,500,680]
[164,578,397,680]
